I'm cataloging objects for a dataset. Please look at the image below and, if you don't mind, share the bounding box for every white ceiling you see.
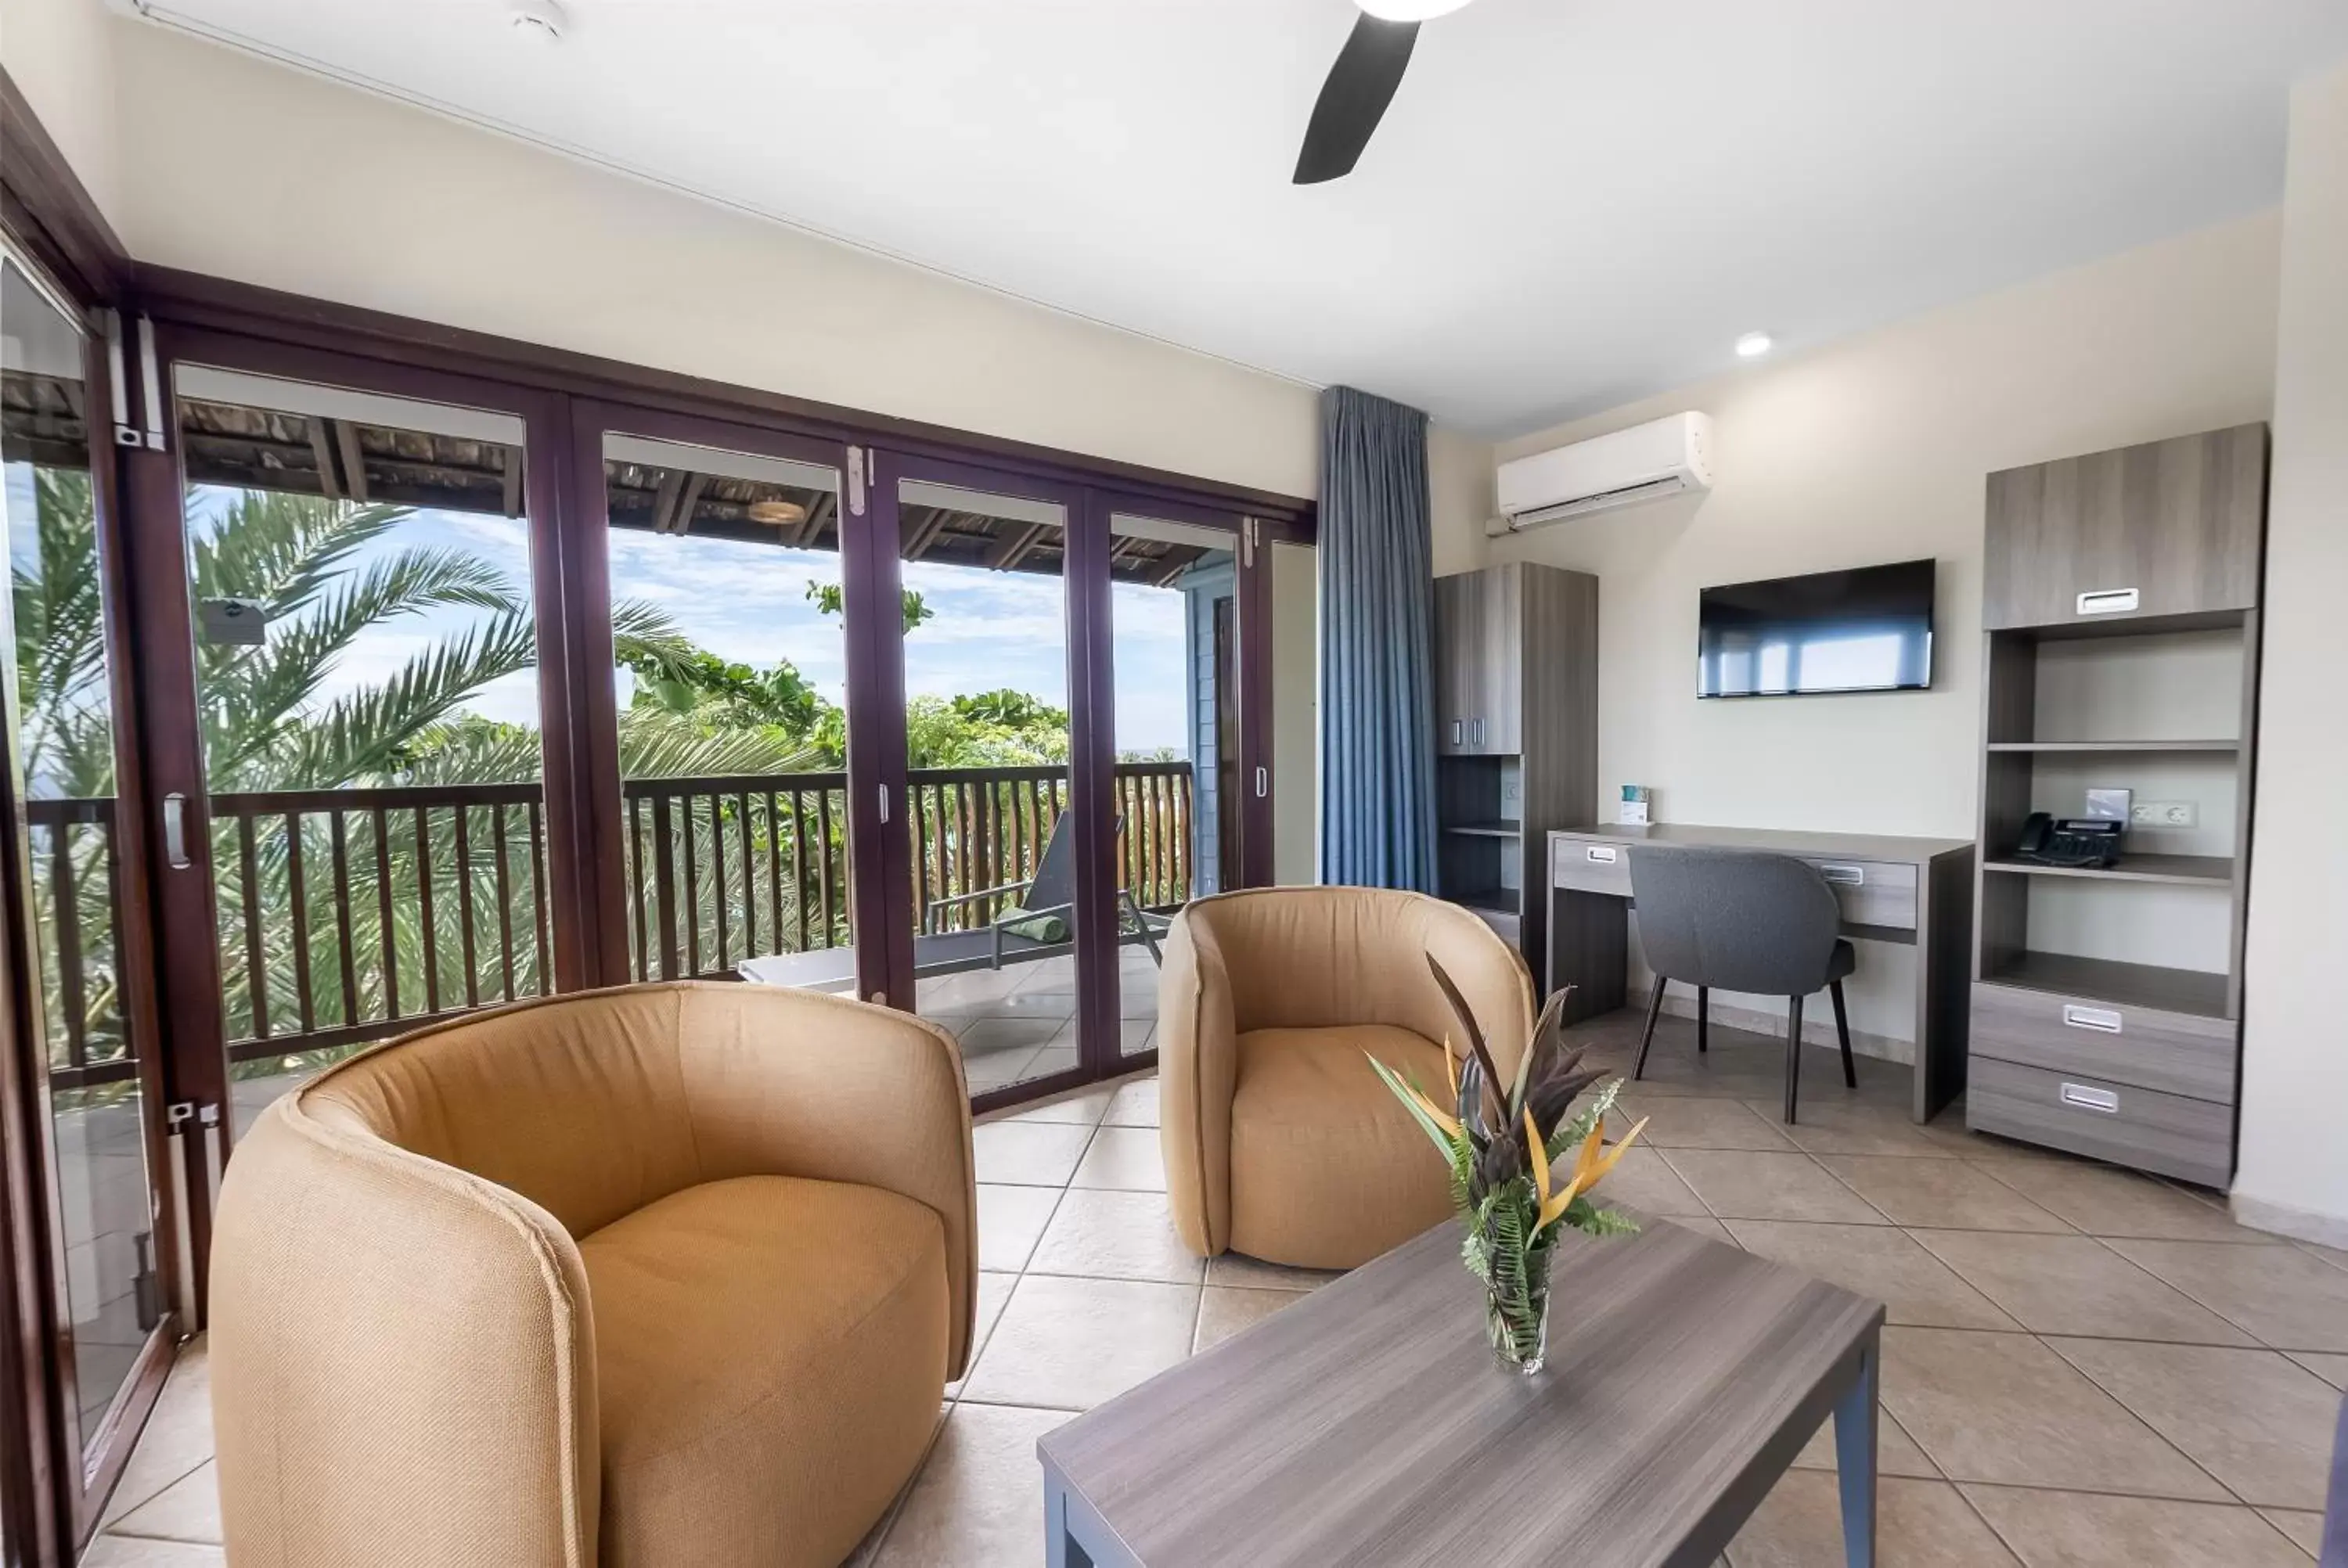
[131,0,2348,437]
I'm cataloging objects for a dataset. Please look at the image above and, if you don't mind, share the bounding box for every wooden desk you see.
[1039,1217,1885,1568]
[1546,823,1976,1122]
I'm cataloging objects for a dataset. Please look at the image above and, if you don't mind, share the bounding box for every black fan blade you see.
[1294,13,1419,185]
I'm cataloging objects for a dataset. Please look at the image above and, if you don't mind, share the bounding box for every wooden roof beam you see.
[790,491,835,548]
[332,419,370,502]
[985,520,1052,571]
[501,446,524,518]
[649,468,686,534]
[307,416,343,500]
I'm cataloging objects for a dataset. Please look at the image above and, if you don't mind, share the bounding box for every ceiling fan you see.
[1294,0,1477,185]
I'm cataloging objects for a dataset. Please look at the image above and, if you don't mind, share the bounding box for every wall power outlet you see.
[2129,800,2199,829]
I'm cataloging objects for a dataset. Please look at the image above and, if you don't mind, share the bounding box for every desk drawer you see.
[1969,983,2235,1103]
[1802,857,1917,933]
[1551,838,1633,897]
[1965,1057,2233,1189]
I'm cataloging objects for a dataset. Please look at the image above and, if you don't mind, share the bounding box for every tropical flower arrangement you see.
[1370,957,1650,1373]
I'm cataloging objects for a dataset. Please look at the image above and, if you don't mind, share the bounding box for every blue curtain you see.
[1317,385,1438,890]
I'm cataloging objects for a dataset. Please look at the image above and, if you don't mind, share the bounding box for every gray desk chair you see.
[1627,845,1857,1124]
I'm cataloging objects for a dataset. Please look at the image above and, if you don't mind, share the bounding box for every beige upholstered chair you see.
[208,983,975,1568]
[1159,887,1536,1271]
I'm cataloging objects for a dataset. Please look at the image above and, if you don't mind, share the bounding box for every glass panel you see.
[1107,513,1235,1059]
[169,366,547,1136]
[2,257,160,1440]
[896,479,1079,1095]
[598,434,852,988]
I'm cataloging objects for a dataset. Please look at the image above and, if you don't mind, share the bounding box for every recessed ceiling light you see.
[1735,332,1774,359]
[1357,0,1477,20]
[510,0,567,43]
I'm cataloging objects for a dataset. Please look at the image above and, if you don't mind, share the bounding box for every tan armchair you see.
[208,982,974,1568]
[1159,887,1536,1271]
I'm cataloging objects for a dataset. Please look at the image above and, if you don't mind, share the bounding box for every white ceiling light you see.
[1356,0,1477,21]
[1735,332,1774,358]
[510,0,567,44]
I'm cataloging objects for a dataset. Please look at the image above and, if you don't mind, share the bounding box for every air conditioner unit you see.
[1489,412,1715,535]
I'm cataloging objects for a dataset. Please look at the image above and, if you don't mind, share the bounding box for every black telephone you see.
[2014,812,2125,869]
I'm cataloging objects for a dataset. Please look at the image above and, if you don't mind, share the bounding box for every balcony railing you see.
[34,762,1194,1088]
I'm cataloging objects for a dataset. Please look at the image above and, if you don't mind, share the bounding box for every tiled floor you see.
[85,1009,2345,1566]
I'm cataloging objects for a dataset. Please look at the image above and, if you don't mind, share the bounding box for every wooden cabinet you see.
[1434,565,1526,755]
[1431,563,1598,984]
[1982,424,2267,631]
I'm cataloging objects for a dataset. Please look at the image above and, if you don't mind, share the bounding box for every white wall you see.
[1442,214,2281,1048]
[2235,59,2348,1244]
[0,0,122,226]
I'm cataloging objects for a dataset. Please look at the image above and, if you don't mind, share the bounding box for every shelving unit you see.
[1966,423,2267,1188]
[1431,563,1598,976]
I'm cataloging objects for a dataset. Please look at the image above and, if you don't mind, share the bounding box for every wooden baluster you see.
[816,788,836,948]
[739,789,757,957]
[651,791,679,980]
[329,809,358,1027]
[683,792,705,976]
[285,810,317,1035]
[765,792,784,959]
[415,806,441,1016]
[529,797,550,996]
[928,784,949,929]
[373,807,400,1021]
[710,791,732,969]
[493,802,517,1003]
[624,795,644,981]
[453,804,480,1009]
[47,818,87,1070]
[910,784,931,935]
[789,789,808,951]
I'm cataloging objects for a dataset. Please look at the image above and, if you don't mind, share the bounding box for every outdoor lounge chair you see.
[924,809,1171,970]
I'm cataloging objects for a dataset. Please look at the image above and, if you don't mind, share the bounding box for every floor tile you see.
[869,1402,1070,1567]
[971,1120,1097,1187]
[1959,1485,2312,1566]
[1765,1096,1950,1158]
[1194,1286,1306,1353]
[101,1340,214,1528]
[1205,1253,1343,1292]
[1910,1232,2253,1344]
[988,1085,1113,1126]
[1876,1327,2227,1500]
[1725,1474,2016,1566]
[974,1182,1062,1272]
[1788,1404,1943,1480]
[1726,1221,2018,1330]
[964,1047,1049,1094]
[1613,1095,1796,1151]
[2255,1508,2325,1559]
[1103,1077,1160,1127]
[1977,1160,2263,1242]
[1664,1215,1736,1245]
[1068,1126,1168,1192]
[957,1016,1069,1056]
[960,1275,1198,1411]
[2295,1238,2348,1274]
[945,1271,1018,1400]
[80,1539,228,1566]
[1597,1146,1713,1217]
[1663,1149,1889,1225]
[1813,1156,2071,1233]
[2104,1238,2348,1351]
[2045,1339,2340,1511]
[1027,1187,1203,1284]
[2288,1350,2348,1390]
[109,1459,221,1545]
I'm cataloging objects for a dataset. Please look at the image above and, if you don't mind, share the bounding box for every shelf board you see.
[1449,890,1519,915]
[1980,951,2231,1020]
[1983,853,2233,887]
[1986,739,2238,753]
[1442,821,1523,839]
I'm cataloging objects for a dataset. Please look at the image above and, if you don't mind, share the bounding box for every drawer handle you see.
[2059,1082,2120,1113]
[1818,864,1864,886]
[1586,846,1619,864]
[2076,588,2139,617]
[2062,1005,2123,1034]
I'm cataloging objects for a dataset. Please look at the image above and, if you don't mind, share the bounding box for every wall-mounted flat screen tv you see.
[1698,559,1936,699]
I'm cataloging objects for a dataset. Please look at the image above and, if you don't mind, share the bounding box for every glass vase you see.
[1484,1244,1554,1375]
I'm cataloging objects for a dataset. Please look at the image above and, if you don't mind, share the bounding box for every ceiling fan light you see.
[1356,0,1475,20]
[747,499,809,527]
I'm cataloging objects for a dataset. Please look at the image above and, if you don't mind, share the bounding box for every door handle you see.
[2062,1005,2123,1034]
[2076,588,2139,617]
[1471,717,1484,747]
[1450,719,1463,746]
[877,784,890,824]
[162,793,192,869]
[1818,864,1865,886]
[2059,1081,2120,1113]
[1254,766,1269,799]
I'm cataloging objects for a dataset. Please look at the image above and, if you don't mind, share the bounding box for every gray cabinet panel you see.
[1432,573,1476,756]
[1969,981,2235,1104]
[1983,424,2267,630]
[1966,1057,2232,1189]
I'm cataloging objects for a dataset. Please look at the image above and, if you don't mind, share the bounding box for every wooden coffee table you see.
[1039,1214,1885,1566]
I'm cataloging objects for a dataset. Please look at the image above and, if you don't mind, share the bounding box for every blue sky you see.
[192,491,1199,755]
